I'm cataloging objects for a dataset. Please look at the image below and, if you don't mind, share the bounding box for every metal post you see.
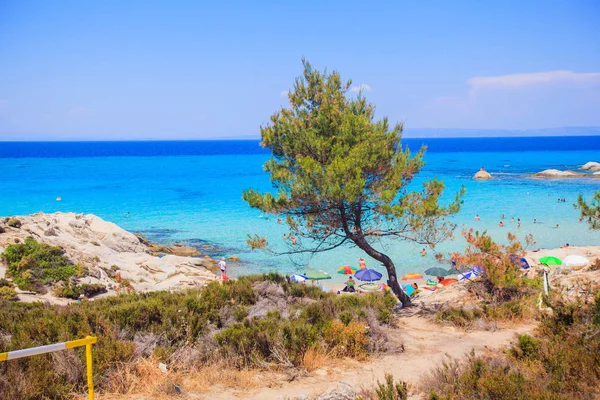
[86,338,95,400]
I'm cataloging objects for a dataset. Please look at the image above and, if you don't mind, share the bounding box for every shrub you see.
[0,275,395,397]
[0,278,13,288]
[54,283,107,299]
[7,218,21,228]
[427,292,600,399]
[1,237,77,293]
[0,286,18,301]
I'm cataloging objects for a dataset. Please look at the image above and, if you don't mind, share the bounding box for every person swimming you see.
[499,221,505,227]
[475,215,480,221]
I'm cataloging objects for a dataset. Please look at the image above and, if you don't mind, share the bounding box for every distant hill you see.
[401,126,600,138]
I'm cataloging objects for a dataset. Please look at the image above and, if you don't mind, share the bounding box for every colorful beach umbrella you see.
[358,283,383,293]
[440,278,457,286]
[402,273,423,281]
[539,256,562,266]
[424,267,452,277]
[304,270,332,280]
[355,269,383,282]
[337,265,357,275]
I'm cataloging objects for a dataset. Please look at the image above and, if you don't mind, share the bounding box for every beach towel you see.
[402,284,416,296]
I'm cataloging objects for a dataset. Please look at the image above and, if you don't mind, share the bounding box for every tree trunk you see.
[350,235,412,306]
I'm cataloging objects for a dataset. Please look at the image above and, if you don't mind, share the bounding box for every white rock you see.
[473,168,492,180]
[581,161,600,170]
[0,212,217,302]
[533,169,583,177]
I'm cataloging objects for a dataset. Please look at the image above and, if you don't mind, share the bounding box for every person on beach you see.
[534,219,537,224]
[501,214,505,219]
[475,215,480,221]
[290,236,297,246]
[420,248,427,256]
[283,234,288,240]
[359,257,367,270]
[499,221,505,227]
[518,219,521,228]
[218,257,227,277]
[342,276,356,292]
[555,224,559,228]
[511,217,515,222]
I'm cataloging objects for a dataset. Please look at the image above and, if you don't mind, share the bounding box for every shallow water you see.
[1,137,599,281]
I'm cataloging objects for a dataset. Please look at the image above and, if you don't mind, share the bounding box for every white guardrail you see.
[0,336,97,400]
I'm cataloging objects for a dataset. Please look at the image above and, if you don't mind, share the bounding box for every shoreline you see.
[2,212,599,306]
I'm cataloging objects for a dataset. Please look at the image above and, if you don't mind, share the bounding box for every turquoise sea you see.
[1,137,600,282]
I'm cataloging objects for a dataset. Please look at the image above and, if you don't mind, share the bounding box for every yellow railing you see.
[0,336,97,400]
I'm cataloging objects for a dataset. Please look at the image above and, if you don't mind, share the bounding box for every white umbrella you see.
[289,274,307,283]
[562,255,590,267]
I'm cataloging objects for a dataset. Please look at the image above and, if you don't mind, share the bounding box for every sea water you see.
[1,137,599,280]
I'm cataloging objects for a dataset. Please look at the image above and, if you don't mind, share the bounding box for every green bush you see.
[0,274,396,398]
[54,283,107,299]
[0,286,18,301]
[1,237,77,293]
[7,218,21,228]
[429,293,600,399]
[0,278,13,288]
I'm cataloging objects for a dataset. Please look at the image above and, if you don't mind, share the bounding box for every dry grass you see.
[98,357,261,399]
[302,346,329,372]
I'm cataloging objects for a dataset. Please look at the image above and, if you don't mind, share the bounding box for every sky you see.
[0,0,599,140]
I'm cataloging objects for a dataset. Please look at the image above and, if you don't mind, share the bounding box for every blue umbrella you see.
[355,269,383,282]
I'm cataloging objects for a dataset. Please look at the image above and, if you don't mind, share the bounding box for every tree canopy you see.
[243,60,463,305]
[576,191,600,230]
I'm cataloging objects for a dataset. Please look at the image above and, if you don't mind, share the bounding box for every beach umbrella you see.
[539,256,562,266]
[337,265,357,275]
[402,273,423,281]
[440,278,458,286]
[355,269,383,282]
[289,274,307,283]
[358,283,383,293]
[520,258,531,270]
[458,271,477,281]
[562,255,590,267]
[304,270,332,280]
[424,267,452,277]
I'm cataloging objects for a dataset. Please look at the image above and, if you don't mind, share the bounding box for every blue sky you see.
[1,0,599,140]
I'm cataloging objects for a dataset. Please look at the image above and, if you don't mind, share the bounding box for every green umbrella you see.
[304,270,332,280]
[424,267,453,277]
[539,256,562,266]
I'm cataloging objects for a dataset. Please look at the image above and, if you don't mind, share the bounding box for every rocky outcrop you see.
[473,168,492,180]
[148,243,201,257]
[581,161,600,171]
[0,212,217,302]
[533,169,585,178]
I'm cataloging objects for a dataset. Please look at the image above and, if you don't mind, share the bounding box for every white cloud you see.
[468,70,600,90]
[417,70,600,128]
[350,83,372,93]
[280,90,289,98]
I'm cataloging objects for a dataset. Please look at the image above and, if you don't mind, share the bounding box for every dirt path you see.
[205,315,537,400]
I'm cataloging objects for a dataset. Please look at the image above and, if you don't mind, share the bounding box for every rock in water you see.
[473,168,492,180]
[533,169,584,178]
[581,161,600,171]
